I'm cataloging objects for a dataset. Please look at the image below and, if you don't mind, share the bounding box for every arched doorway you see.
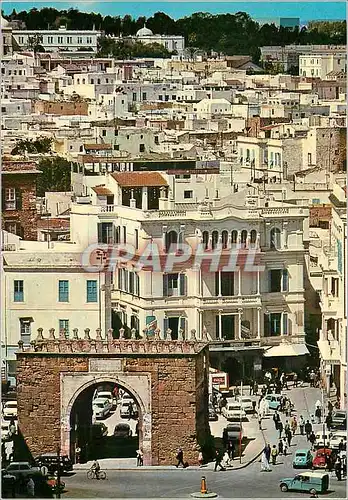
[60,372,151,465]
[69,381,140,463]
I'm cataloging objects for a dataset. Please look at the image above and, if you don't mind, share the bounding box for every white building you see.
[12,26,102,53]
[299,53,347,79]
[109,26,185,54]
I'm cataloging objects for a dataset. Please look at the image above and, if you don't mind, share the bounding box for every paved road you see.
[63,387,346,498]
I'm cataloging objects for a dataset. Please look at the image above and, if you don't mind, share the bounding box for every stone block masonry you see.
[16,328,211,466]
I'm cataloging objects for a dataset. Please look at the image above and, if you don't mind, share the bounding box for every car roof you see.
[8,462,30,465]
[297,472,328,478]
[93,397,109,403]
[295,449,310,453]
[115,423,130,429]
[315,448,333,453]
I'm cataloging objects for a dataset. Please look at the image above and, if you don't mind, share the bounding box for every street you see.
[62,386,347,498]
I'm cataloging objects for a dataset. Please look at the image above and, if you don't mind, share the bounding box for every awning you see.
[264,343,309,358]
[317,340,340,365]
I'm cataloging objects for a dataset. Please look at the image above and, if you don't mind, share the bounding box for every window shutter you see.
[180,317,186,332]
[282,313,288,335]
[118,268,122,289]
[164,317,169,334]
[163,274,168,297]
[179,273,187,296]
[215,272,220,296]
[98,223,102,243]
[282,269,289,292]
[268,270,272,292]
[135,274,140,296]
[15,189,22,210]
[264,314,270,336]
[1,188,5,211]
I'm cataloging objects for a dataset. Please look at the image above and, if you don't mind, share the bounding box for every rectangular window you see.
[282,312,288,335]
[269,269,282,292]
[5,188,16,210]
[20,319,31,345]
[139,144,145,153]
[154,136,159,145]
[14,280,24,302]
[135,229,139,250]
[269,313,281,336]
[184,190,193,199]
[59,319,69,338]
[282,269,289,292]
[98,222,114,244]
[142,92,147,101]
[163,273,186,296]
[102,129,107,137]
[58,280,69,302]
[86,280,98,302]
[221,272,234,296]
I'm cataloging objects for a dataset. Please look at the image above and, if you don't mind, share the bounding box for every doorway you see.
[168,317,179,340]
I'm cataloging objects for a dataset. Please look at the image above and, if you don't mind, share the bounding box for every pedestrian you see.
[328,401,333,413]
[309,431,316,450]
[273,411,280,430]
[253,381,258,396]
[9,418,16,437]
[286,428,292,447]
[325,412,332,431]
[284,420,290,435]
[338,439,345,453]
[309,370,315,387]
[198,450,203,467]
[293,373,298,388]
[176,447,185,468]
[260,445,271,472]
[26,476,35,498]
[258,412,262,430]
[285,399,291,417]
[1,442,6,463]
[214,449,225,472]
[252,400,257,416]
[299,416,305,435]
[271,445,278,465]
[326,453,333,473]
[290,415,298,435]
[278,420,284,439]
[305,420,313,441]
[136,447,143,466]
[75,446,81,464]
[335,456,342,481]
[282,438,288,456]
[249,380,254,396]
[315,406,322,424]
[310,414,315,424]
[227,440,235,462]
[278,439,284,455]
[128,403,134,420]
[265,444,271,463]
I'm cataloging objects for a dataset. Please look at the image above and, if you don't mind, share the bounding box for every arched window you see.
[165,230,178,253]
[97,78,101,84]
[270,227,281,249]
[241,230,248,247]
[222,230,228,249]
[77,78,80,84]
[202,231,209,250]
[212,231,219,250]
[250,230,257,246]
[231,230,238,245]
[82,78,86,84]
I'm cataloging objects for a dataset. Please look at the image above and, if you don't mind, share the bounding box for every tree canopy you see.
[11,137,52,156]
[36,157,71,196]
[5,8,346,63]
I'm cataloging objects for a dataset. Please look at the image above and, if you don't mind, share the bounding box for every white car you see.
[95,391,117,409]
[2,401,17,420]
[1,421,11,440]
[329,431,347,450]
[222,403,246,421]
[92,398,112,419]
[238,397,254,413]
[315,432,331,448]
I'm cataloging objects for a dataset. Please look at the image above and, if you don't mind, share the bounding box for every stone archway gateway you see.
[16,329,210,466]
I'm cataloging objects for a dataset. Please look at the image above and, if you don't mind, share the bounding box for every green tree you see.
[36,157,71,196]
[11,137,52,155]
[27,33,44,52]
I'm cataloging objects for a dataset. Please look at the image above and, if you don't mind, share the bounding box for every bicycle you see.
[87,468,107,480]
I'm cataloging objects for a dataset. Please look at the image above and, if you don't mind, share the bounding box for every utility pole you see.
[56,446,61,499]
[239,380,243,464]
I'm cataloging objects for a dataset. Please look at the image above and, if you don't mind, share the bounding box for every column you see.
[218,271,222,297]
[238,269,242,296]
[257,307,261,339]
[282,222,288,249]
[256,270,260,295]
[162,225,167,250]
[218,310,222,340]
[227,232,232,250]
[236,309,242,340]
[142,187,148,210]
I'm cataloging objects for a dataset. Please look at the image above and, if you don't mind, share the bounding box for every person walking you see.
[214,449,225,472]
[26,476,35,498]
[278,420,284,439]
[273,411,280,430]
[282,438,288,456]
[278,439,284,455]
[309,370,316,387]
[325,412,332,431]
[293,373,298,388]
[286,428,292,447]
[261,445,271,472]
[176,448,185,468]
[258,412,263,430]
[315,406,322,424]
[309,431,316,450]
[299,416,305,435]
[305,420,312,440]
[227,440,235,462]
[271,445,278,465]
[290,415,298,436]
[136,447,144,466]
[326,453,333,473]
[335,456,342,481]
[198,450,204,468]
[75,446,81,464]
[338,439,345,453]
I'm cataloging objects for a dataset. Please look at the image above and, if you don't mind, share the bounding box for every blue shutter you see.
[282,269,289,292]
[14,280,24,302]
[163,274,168,297]
[59,280,69,302]
[282,313,288,335]
[87,280,98,302]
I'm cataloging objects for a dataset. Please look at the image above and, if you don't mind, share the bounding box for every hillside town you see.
[0,7,347,499]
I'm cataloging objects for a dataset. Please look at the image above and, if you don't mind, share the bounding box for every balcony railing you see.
[201,294,261,306]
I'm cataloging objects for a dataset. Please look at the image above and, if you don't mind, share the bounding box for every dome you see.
[136,26,153,37]
[1,16,10,28]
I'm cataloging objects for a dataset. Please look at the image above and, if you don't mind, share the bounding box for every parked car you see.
[2,401,17,420]
[293,449,313,469]
[5,462,41,478]
[279,472,329,495]
[91,422,108,439]
[264,394,282,411]
[238,397,253,413]
[222,403,246,421]
[312,448,336,469]
[329,431,347,451]
[121,392,134,403]
[222,423,243,445]
[331,410,347,430]
[113,423,132,438]
[92,397,112,419]
[208,404,218,421]
[94,391,117,409]
[1,421,12,441]
[35,453,73,474]
[314,432,331,449]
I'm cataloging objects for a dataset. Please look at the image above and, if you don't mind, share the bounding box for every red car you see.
[312,448,336,469]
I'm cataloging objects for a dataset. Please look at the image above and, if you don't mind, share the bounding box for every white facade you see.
[12,27,101,53]
[108,26,185,54]
[299,54,347,79]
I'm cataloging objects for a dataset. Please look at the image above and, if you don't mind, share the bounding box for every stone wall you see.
[16,332,210,466]
[316,127,346,173]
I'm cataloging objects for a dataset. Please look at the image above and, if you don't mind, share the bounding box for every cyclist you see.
[91,459,101,479]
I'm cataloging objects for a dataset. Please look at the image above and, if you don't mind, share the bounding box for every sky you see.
[2,1,346,23]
